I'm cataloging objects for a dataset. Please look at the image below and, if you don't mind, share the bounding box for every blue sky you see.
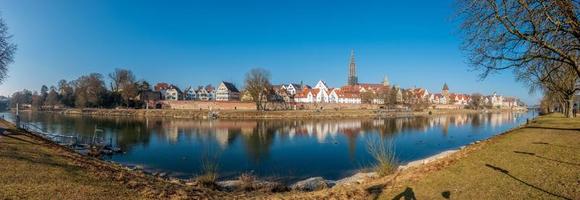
[0,0,539,104]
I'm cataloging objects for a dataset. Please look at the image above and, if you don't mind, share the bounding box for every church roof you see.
[443,83,449,91]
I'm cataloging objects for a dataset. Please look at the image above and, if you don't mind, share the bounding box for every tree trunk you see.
[566,98,574,118]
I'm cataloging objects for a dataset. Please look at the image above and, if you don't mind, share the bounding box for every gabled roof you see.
[167,85,182,93]
[294,88,312,98]
[205,85,215,92]
[220,81,240,93]
[333,89,361,98]
[154,82,171,91]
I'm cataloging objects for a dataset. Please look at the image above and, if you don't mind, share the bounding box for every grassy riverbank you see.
[277,113,579,199]
[0,120,229,199]
[32,107,514,119]
[3,112,573,200]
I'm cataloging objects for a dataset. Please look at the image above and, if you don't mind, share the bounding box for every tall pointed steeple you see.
[348,49,358,86]
[383,75,389,86]
[442,83,449,96]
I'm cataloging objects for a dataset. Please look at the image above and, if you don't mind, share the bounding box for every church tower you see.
[348,49,358,86]
[442,83,449,96]
[383,75,389,86]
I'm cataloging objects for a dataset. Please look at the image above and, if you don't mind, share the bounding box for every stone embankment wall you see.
[161,100,382,111]
[162,100,257,110]
[293,103,382,110]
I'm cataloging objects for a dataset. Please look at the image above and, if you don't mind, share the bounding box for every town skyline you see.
[0,0,538,104]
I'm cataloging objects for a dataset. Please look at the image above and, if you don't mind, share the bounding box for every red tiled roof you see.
[294,88,311,98]
[333,89,361,98]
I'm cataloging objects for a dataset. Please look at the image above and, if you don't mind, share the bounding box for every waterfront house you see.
[286,83,309,96]
[154,82,170,99]
[429,93,447,104]
[314,80,330,92]
[196,86,210,101]
[314,88,331,103]
[502,97,520,108]
[329,89,362,104]
[408,88,430,104]
[486,92,504,108]
[183,86,197,100]
[449,93,470,105]
[206,85,216,100]
[215,81,240,101]
[164,85,182,101]
[294,88,314,103]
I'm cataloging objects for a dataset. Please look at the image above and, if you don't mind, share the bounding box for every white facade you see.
[184,87,196,100]
[215,82,240,101]
[164,88,180,101]
[196,88,211,101]
[314,80,329,91]
[285,84,301,95]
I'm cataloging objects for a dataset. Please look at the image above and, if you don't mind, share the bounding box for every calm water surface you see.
[5,111,534,182]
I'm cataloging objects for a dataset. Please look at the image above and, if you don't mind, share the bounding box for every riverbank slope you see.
[2,113,574,199]
[276,113,579,199]
[0,120,229,199]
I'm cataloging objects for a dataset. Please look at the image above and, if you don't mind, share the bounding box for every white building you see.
[164,86,181,101]
[215,81,240,101]
[184,86,196,100]
[329,89,361,104]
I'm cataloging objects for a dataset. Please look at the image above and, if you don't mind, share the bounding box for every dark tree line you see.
[10,69,151,110]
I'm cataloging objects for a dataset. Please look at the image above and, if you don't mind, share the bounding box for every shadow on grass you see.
[365,184,385,200]
[0,153,72,169]
[525,126,580,131]
[0,132,39,145]
[484,164,572,200]
[513,151,580,166]
[531,142,580,150]
[392,187,416,200]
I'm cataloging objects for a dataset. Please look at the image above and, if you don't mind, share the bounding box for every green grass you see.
[376,114,580,199]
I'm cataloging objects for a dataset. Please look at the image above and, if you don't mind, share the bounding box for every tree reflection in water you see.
[11,111,531,180]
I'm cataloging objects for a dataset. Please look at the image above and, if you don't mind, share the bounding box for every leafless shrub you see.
[366,137,398,177]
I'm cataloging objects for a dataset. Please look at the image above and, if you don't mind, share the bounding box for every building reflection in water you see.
[15,111,527,165]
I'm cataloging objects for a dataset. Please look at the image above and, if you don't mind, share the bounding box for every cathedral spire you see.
[348,49,358,86]
[383,75,389,86]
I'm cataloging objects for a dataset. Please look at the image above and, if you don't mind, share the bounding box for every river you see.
[3,111,534,183]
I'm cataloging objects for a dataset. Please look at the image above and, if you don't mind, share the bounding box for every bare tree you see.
[458,0,580,78]
[57,79,75,107]
[244,68,271,111]
[108,68,135,92]
[361,91,376,104]
[469,93,484,110]
[74,73,107,108]
[0,15,17,84]
[109,68,137,107]
[458,0,580,117]
[10,89,32,108]
[45,87,60,108]
[517,59,578,117]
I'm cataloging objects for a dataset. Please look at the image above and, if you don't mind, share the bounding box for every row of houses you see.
[291,80,391,104]
[148,81,241,102]
[141,79,522,109]
[272,81,522,108]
